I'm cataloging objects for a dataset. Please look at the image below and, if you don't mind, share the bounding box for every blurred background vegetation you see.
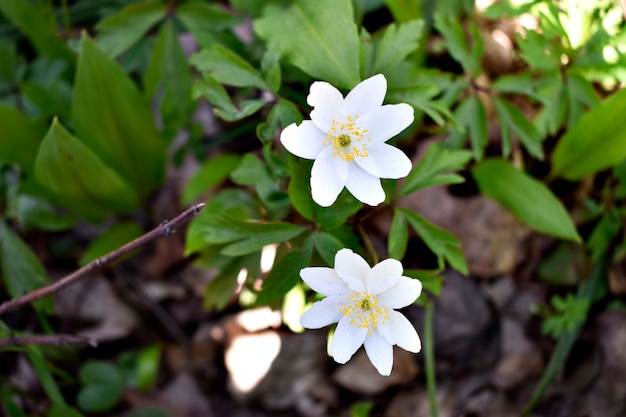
[1,0,626,416]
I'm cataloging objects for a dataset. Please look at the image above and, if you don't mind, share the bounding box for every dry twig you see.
[0,203,205,317]
[0,334,98,348]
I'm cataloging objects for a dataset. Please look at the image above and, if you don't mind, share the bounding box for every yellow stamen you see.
[339,292,387,334]
[321,114,370,162]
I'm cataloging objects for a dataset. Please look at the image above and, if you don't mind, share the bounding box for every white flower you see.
[280,74,414,207]
[299,248,422,376]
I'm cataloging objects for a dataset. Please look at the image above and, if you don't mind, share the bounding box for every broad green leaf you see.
[185,190,258,254]
[254,0,361,89]
[79,222,143,266]
[446,95,487,160]
[388,209,409,259]
[400,208,468,275]
[257,99,301,142]
[433,14,482,76]
[7,195,78,232]
[261,48,281,94]
[492,72,540,99]
[20,79,72,121]
[77,361,124,412]
[231,154,289,210]
[182,154,242,204]
[404,269,445,298]
[0,220,52,313]
[313,231,345,266]
[193,213,306,256]
[144,20,193,140]
[565,72,600,129]
[534,71,567,137]
[552,86,626,180]
[0,105,45,170]
[72,35,165,197]
[472,158,580,242]
[0,0,74,62]
[493,97,544,160]
[0,38,25,87]
[287,156,315,221]
[370,20,424,75]
[215,99,266,122]
[35,120,139,220]
[136,345,161,393]
[256,239,313,305]
[48,405,85,417]
[95,2,166,58]
[176,2,242,50]
[384,0,422,22]
[190,44,268,90]
[400,142,472,196]
[515,30,561,71]
[204,253,260,310]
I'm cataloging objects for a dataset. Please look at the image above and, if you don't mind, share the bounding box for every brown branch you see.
[0,334,98,348]
[0,203,206,317]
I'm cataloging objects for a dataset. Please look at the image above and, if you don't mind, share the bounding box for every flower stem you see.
[356,222,378,264]
[424,299,438,417]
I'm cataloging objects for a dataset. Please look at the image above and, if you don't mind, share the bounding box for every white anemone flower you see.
[280,74,414,207]
[299,248,422,376]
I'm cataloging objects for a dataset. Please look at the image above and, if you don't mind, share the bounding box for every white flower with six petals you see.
[280,74,414,207]
[299,248,422,376]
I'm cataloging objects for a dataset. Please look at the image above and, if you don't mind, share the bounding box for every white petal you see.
[378,276,422,309]
[342,74,387,117]
[330,316,368,364]
[334,249,369,292]
[308,81,344,132]
[366,258,402,294]
[300,296,345,329]
[380,310,421,353]
[300,267,351,297]
[280,121,326,159]
[363,330,394,376]
[358,103,414,142]
[344,163,385,206]
[310,147,348,207]
[355,141,412,179]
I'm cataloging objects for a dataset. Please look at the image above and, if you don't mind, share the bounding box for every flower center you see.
[323,114,371,162]
[340,292,387,333]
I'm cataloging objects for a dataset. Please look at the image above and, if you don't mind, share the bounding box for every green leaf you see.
[388,209,409,259]
[516,30,561,71]
[190,44,268,90]
[287,156,315,221]
[203,253,260,310]
[176,2,242,50]
[552,86,626,180]
[0,0,74,62]
[493,97,544,160]
[400,142,472,196]
[257,99,302,142]
[261,48,282,94]
[20,79,72,121]
[182,154,242,204]
[231,154,289,210]
[77,361,124,412]
[256,239,313,305]
[193,213,306,256]
[7,195,78,232]
[472,158,580,242]
[0,105,45,170]
[72,35,165,198]
[26,346,67,408]
[35,119,139,221]
[404,269,445,298]
[136,345,161,393]
[566,73,599,129]
[144,20,193,140]
[192,75,266,121]
[254,0,361,89]
[79,222,143,266]
[0,220,52,313]
[433,14,482,76]
[384,0,423,22]
[446,95,487,160]
[95,2,166,58]
[534,71,567,137]
[313,231,346,266]
[370,20,424,75]
[400,209,468,275]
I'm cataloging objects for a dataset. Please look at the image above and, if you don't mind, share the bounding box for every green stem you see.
[424,299,438,417]
[357,222,378,265]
